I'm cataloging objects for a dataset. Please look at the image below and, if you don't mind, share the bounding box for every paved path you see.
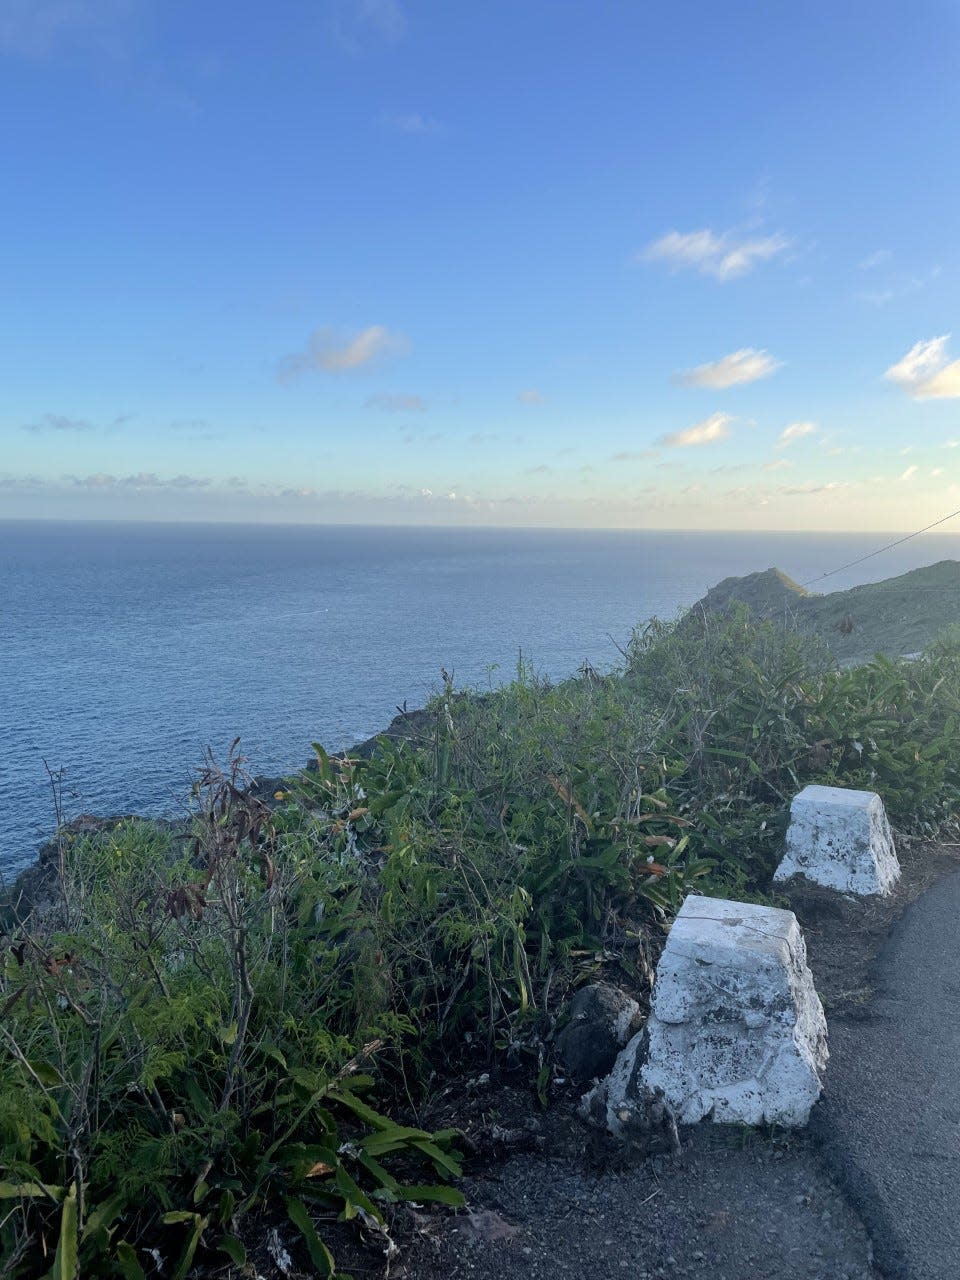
[816,870,960,1279]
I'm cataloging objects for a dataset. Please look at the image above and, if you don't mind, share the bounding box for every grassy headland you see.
[3,589,960,1276]
[688,559,960,664]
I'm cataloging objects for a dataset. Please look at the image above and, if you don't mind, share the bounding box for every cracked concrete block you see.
[774,784,900,896]
[634,894,828,1127]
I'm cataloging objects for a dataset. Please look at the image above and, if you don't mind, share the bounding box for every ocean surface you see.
[3,520,959,877]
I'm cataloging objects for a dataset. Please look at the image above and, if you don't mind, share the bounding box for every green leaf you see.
[367,788,405,816]
[0,1181,64,1202]
[27,1060,63,1087]
[44,1182,77,1280]
[359,1124,434,1157]
[286,1197,335,1276]
[289,1065,329,1093]
[260,1043,288,1070]
[394,1184,466,1207]
[328,1086,389,1129]
[312,744,332,783]
[115,1242,146,1280]
[217,1235,247,1266]
[81,1193,125,1241]
[164,1211,208,1280]
[217,1189,236,1226]
[332,1166,380,1222]
[409,1138,462,1180]
[356,1151,398,1194]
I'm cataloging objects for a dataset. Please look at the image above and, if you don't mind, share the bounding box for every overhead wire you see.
[798,505,960,591]
[687,503,960,634]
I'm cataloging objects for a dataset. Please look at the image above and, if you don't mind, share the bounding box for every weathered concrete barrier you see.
[774,784,900,895]
[583,894,828,1132]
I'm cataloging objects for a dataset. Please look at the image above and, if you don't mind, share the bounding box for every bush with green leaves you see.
[624,609,960,875]
[0,747,462,1279]
[284,662,715,1076]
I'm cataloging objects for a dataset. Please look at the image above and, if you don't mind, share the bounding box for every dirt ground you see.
[394,1106,876,1280]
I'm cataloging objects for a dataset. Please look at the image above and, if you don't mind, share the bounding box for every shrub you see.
[0,745,462,1279]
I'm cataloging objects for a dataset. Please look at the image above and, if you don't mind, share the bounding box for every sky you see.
[1,0,959,530]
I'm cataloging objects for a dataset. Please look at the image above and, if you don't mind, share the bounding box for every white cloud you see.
[22,412,92,433]
[332,0,405,48]
[365,392,425,412]
[641,227,791,281]
[901,465,919,481]
[279,325,408,379]
[68,472,211,490]
[859,249,891,270]
[399,428,443,445]
[777,421,818,448]
[0,472,45,492]
[780,481,848,497]
[518,388,545,405]
[885,335,960,400]
[381,111,441,135]
[356,0,404,37]
[0,0,141,59]
[659,412,733,448]
[611,449,658,462]
[860,290,895,309]
[677,347,781,389]
[763,458,792,472]
[859,266,940,309]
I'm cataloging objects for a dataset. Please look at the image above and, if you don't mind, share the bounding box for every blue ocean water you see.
[2,520,959,876]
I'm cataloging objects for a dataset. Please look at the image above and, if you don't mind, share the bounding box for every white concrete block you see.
[774,784,900,896]
[636,894,828,1127]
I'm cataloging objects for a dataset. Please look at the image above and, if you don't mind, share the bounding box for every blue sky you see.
[2,0,959,528]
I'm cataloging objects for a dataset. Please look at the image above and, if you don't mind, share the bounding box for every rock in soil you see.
[555,981,642,1082]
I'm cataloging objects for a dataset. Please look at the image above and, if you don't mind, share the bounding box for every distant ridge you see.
[685,560,960,663]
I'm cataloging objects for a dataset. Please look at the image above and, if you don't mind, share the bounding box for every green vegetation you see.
[4,608,960,1276]
[691,559,960,665]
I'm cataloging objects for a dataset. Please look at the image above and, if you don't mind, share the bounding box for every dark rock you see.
[555,981,642,1082]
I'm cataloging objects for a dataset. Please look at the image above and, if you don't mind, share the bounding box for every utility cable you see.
[799,505,960,591]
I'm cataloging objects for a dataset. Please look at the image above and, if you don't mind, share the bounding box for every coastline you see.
[3,702,441,913]
[10,552,960,899]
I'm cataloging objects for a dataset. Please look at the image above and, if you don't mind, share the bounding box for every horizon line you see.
[3,515,960,537]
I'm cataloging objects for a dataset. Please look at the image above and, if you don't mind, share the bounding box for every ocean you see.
[3,520,959,877]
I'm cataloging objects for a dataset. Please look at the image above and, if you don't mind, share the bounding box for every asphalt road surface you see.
[815,869,960,1279]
